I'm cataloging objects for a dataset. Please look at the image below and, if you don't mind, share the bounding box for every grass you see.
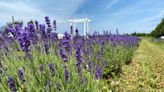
[108,37,164,91]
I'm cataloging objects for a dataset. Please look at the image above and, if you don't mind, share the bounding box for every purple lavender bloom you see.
[39,24,46,32]
[53,20,57,30]
[49,33,58,41]
[87,47,92,58]
[61,32,71,52]
[48,63,55,77]
[59,48,68,63]
[100,40,105,55]
[15,24,21,37]
[44,16,52,39]
[62,36,71,54]
[75,28,79,37]
[18,68,25,83]
[75,29,78,34]
[28,23,35,33]
[75,47,82,65]
[27,23,38,44]
[74,44,83,76]
[47,27,52,34]
[64,66,69,82]
[24,27,28,31]
[35,20,39,29]
[39,24,47,41]
[45,16,51,28]
[95,65,102,80]
[44,42,50,54]
[17,29,31,53]
[32,33,39,44]
[15,24,21,31]
[70,26,73,35]
[6,27,15,37]
[8,77,17,92]
[64,32,71,40]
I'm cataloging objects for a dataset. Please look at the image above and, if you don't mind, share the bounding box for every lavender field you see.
[0,17,140,92]
[1,0,164,91]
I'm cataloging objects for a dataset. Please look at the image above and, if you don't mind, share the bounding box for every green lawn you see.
[108,37,164,91]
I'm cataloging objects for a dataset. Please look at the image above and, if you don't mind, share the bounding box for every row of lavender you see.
[0,17,139,92]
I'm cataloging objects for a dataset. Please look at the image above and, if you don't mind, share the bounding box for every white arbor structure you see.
[68,18,91,36]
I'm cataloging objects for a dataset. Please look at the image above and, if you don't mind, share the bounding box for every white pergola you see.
[68,18,91,36]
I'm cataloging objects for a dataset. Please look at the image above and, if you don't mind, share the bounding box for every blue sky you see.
[0,0,164,34]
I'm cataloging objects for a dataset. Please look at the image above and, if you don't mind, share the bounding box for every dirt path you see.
[111,38,164,91]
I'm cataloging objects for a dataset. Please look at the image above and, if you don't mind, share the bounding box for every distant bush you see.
[131,32,150,37]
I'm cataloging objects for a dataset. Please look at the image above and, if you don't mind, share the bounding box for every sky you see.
[0,0,164,34]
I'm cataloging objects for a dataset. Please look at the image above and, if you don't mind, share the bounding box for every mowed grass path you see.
[110,38,164,91]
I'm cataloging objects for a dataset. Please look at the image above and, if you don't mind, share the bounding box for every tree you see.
[151,18,164,37]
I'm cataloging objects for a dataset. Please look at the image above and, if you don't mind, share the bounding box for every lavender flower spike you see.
[48,63,55,77]
[64,66,69,82]
[44,42,50,54]
[8,77,17,92]
[17,29,31,53]
[35,20,39,29]
[18,68,25,84]
[59,48,68,63]
[95,65,102,80]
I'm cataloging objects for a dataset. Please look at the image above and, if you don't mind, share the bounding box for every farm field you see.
[1,0,164,92]
[108,37,164,91]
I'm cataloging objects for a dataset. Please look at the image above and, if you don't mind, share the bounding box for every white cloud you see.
[0,0,86,27]
[106,0,119,10]
[0,1,48,25]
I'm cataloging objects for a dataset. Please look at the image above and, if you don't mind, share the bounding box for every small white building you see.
[58,34,64,39]
[160,36,164,39]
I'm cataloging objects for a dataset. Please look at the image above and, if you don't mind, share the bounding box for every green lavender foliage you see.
[0,41,109,92]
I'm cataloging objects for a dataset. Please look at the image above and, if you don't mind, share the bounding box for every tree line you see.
[131,18,164,38]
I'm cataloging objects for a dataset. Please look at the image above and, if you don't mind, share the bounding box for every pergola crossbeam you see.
[68,18,91,36]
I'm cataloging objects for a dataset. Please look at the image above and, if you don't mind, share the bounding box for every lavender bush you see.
[0,17,139,92]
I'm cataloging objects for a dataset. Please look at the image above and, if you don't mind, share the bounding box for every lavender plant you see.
[0,17,139,92]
